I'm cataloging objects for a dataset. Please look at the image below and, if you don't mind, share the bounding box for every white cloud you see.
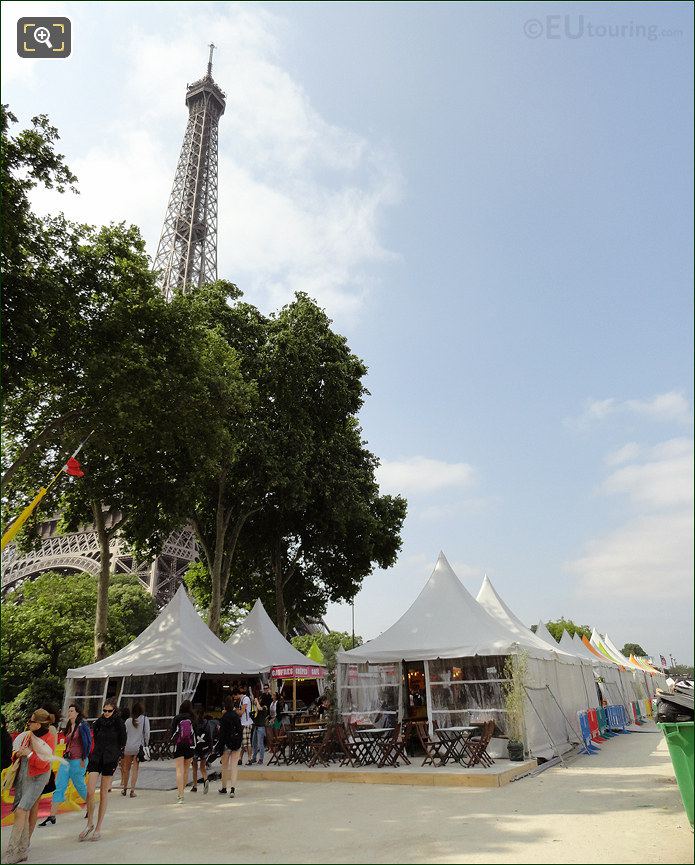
[376,456,476,496]
[570,391,692,427]
[567,511,693,598]
[604,442,641,466]
[601,438,693,510]
[567,436,694,598]
[14,4,401,324]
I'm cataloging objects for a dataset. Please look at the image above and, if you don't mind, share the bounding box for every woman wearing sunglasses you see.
[79,701,126,842]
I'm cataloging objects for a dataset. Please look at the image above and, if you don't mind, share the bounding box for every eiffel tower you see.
[1,48,226,602]
[154,43,226,298]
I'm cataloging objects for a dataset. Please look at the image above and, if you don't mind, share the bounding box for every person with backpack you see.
[39,704,92,826]
[170,699,196,804]
[79,700,126,842]
[218,695,243,798]
[121,702,150,798]
[190,709,217,794]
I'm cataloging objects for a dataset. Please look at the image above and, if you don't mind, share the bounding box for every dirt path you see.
[5,726,691,864]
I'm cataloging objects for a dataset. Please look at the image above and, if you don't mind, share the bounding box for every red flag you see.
[64,456,85,477]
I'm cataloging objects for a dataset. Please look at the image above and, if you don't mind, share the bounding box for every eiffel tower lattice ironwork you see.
[1,48,226,604]
[153,43,226,298]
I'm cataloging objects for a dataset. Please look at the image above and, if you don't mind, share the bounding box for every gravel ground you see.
[4,725,692,864]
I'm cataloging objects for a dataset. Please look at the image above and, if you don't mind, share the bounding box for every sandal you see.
[129,791,137,798]
[90,831,101,842]
[79,826,95,841]
[121,788,127,796]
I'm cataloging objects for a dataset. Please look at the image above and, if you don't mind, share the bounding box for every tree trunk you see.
[272,537,286,636]
[207,473,228,637]
[92,501,112,661]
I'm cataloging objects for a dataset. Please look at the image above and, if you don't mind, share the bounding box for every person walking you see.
[121,702,149,798]
[250,693,269,765]
[79,701,126,842]
[39,704,91,826]
[170,700,196,805]
[218,696,242,798]
[3,708,59,864]
[238,686,253,765]
[191,709,217,794]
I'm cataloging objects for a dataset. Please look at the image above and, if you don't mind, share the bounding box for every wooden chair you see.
[377,721,412,768]
[307,726,334,767]
[413,720,448,767]
[334,723,358,767]
[464,720,495,768]
[266,730,290,766]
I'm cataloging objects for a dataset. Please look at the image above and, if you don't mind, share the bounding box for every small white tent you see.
[226,598,325,677]
[65,586,261,738]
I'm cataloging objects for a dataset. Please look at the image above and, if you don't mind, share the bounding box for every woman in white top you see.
[121,702,149,798]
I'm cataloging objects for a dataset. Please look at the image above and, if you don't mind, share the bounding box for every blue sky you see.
[3,1,692,663]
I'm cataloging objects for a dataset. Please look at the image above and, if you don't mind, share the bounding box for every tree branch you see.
[2,408,81,487]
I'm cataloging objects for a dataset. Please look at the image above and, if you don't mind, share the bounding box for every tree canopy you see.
[621,642,647,658]
[290,631,362,658]
[181,290,407,635]
[1,571,157,728]
[531,618,592,642]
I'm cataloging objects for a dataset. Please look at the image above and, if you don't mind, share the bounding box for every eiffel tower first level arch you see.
[1,521,197,604]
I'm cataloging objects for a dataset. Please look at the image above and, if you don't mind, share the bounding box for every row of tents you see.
[335,553,666,759]
[64,588,326,739]
[64,552,664,759]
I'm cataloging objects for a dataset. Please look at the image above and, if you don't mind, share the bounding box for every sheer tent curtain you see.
[426,656,509,736]
[338,662,400,725]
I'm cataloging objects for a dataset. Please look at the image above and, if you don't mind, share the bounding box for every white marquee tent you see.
[336,553,591,759]
[65,586,261,738]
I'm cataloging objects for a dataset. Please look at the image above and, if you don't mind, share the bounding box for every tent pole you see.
[176,670,183,713]
[423,660,434,739]
[292,678,297,712]
[523,684,567,767]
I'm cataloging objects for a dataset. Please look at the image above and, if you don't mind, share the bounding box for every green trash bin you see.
[658,721,694,828]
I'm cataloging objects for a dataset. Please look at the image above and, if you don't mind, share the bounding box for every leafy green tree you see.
[1,105,77,407]
[227,295,407,633]
[290,631,362,657]
[531,618,591,642]
[621,642,647,658]
[0,571,157,712]
[668,663,694,679]
[181,290,406,635]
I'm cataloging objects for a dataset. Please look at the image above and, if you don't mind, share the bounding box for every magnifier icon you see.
[33,26,53,49]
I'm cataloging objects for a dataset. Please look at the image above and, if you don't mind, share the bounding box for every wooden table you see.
[435,726,478,764]
[287,727,325,764]
[347,727,394,766]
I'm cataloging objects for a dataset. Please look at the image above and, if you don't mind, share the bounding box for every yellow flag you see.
[1,487,48,552]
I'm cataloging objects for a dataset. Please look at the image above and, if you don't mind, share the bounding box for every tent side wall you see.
[66,671,202,743]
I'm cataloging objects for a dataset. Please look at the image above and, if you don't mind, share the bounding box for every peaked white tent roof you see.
[603,633,647,672]
[571,632,600,662]
[559,628,591,660]
[476,576,582,664]
[226,599,324,671]
[535,620,558,647]
[338,552,551,663]
[67,586,261,679]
